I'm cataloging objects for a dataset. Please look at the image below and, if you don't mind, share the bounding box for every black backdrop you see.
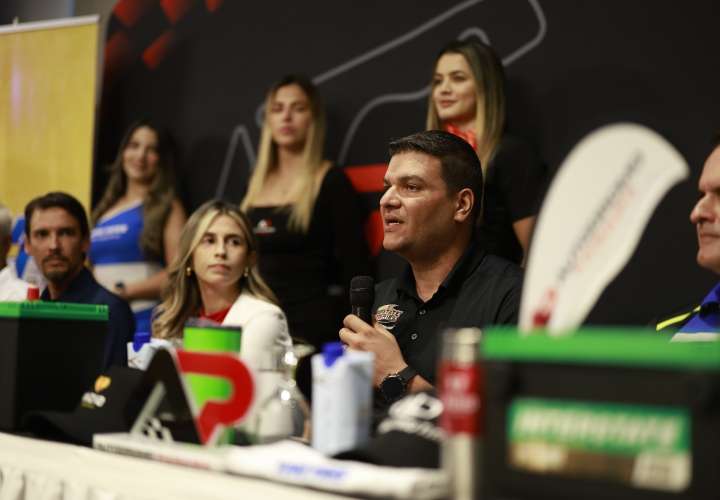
[96,0,720,325]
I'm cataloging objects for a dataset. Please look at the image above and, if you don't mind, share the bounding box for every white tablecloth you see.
[0,433,353,500]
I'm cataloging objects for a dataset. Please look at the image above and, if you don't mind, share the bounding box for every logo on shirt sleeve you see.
[375,304,404,331]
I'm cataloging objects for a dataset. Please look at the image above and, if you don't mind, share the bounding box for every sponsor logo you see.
[508,398,691,492]
[80,375,112,409]
[138,416,174,442]
[91,223,129,240]
[378,392,443,442]
[278,463,347,481]
[375,304,403,330]
[95,375,111,393]
[511,403,684,451]
[254,219,276,235]
[439,362,482,435]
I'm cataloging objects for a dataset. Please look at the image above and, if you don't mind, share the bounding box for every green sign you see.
[510,398,688,454]
[484,326,720,370]
[0,301,108,321]
[507,398,691,492]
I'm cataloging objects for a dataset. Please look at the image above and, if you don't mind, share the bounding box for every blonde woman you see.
[152,200,290,365]
[90,120,186,335]
[428,40,546,265]
[241,75,370,354]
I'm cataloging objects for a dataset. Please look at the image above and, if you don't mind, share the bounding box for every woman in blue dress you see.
[90,120,187,335]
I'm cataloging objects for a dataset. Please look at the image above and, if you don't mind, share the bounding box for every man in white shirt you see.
[0,203,31,301]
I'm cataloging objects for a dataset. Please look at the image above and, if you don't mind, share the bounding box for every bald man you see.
[657,142,720,340]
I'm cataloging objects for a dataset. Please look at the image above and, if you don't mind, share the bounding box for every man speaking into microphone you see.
[340,131,521,405]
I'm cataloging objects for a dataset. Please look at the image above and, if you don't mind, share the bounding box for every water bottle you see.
[311,342,373,455]
[439,328,483,500]
[127,331,152,369]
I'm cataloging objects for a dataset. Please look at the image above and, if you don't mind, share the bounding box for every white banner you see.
[520,123,689,333]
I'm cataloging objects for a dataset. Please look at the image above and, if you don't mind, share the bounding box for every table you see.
[0,432,355,500]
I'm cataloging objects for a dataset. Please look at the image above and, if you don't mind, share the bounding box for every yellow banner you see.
[0,17,98,217]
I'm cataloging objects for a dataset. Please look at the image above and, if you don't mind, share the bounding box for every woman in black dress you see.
[427,39,546,265]
[241,74,371,356]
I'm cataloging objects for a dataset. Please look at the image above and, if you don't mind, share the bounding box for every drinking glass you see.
[250,342,314,443]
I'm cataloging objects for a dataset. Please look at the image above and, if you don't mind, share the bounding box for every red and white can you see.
[438,327,483,500]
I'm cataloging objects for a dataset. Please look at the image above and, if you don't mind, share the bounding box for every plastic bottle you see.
[311,342,373,455]
[127,331,153,369]
[439,327,483,500]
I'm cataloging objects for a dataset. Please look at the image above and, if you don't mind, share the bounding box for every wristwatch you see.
[379,365,417,403]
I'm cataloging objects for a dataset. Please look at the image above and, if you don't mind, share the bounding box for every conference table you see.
[0,432,354,500]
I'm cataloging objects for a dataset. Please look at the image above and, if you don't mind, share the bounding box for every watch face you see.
[380,374,406,402]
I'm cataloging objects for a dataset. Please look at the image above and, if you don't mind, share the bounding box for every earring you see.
[243,268,249,278]
[185,266,192,277]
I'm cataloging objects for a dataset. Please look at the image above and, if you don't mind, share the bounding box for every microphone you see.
[350,276,374,324]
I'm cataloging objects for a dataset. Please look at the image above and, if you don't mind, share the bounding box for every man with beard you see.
[24,192,134,367]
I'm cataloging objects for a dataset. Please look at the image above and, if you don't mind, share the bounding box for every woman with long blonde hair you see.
[241,75,370,356]
[152,200,290,364]
[90,120,186,335]
[427,39,546,264]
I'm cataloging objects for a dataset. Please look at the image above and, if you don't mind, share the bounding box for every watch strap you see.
[380,365,418,402]
[397,365,417,385]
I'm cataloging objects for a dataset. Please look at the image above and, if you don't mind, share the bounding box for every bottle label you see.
[439,361,483,436]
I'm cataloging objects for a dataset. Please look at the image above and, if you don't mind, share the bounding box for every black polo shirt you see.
[41,268,135,369]
[373,243,521,385]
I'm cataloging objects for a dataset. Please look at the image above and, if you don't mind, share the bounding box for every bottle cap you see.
[322,341,344,367]
[132,331,151,352]
[26,286,40,301]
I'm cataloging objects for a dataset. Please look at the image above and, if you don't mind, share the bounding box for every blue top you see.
[40,268,134,369]
[90,202,148,265]
[89,202,162,335]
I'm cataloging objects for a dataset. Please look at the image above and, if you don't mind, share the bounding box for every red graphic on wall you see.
[160,0,193,24]
[113,0,154,27]
[104,0,226,85]
[345,164,387,256]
